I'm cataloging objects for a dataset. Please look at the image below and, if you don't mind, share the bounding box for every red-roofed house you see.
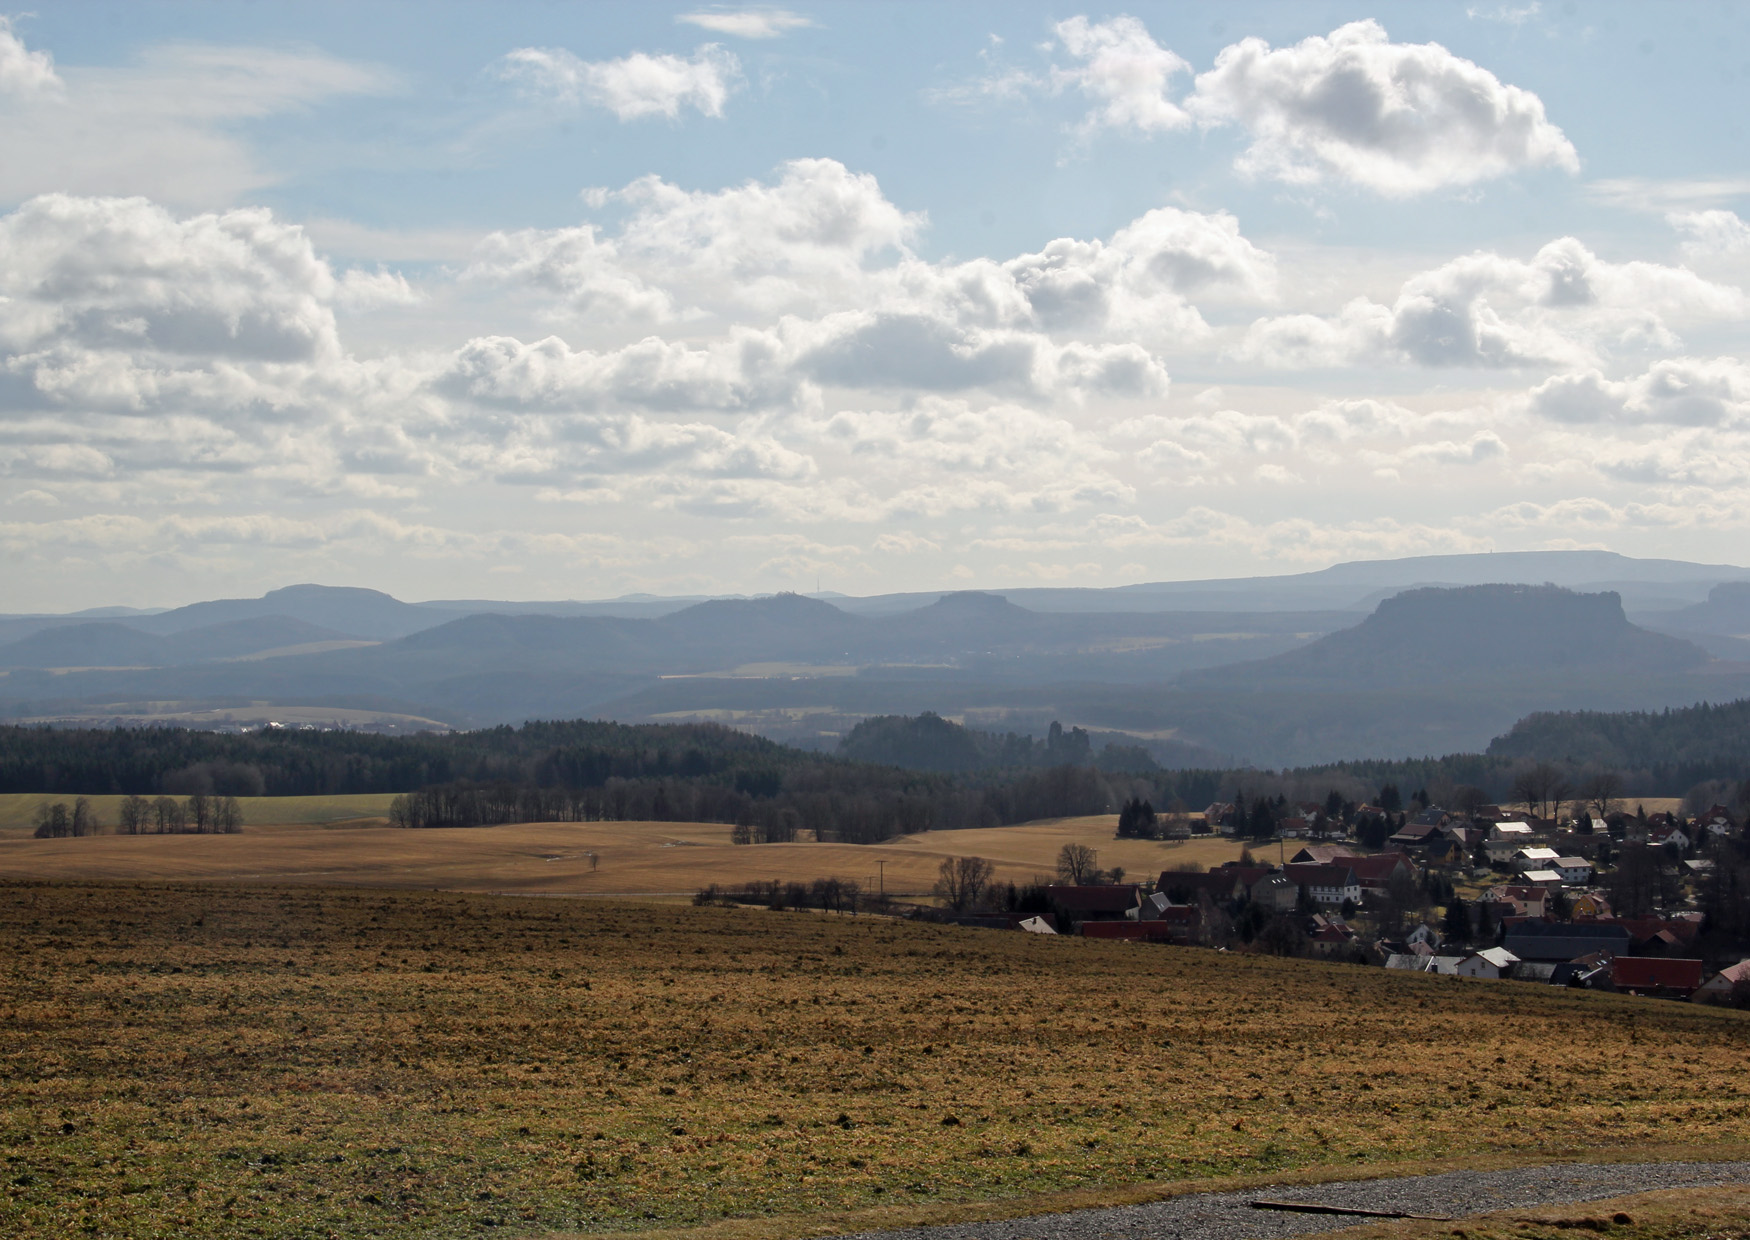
[1610,957,1705,999]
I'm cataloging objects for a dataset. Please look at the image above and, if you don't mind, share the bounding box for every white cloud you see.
[439,332,797,413]
[1588,177,1750,212]
[0,40,393,206]
[500,44,741,120]
[1186,20,1578,196]
[1466,3,1541,26]
[1050,15,1190,135]
[1523,357,1750,428]
[1668,209,1750,258]
[1239,238,1743,370]
[0,194,342,364]
[677,9,814,39]
[0,17,60,97]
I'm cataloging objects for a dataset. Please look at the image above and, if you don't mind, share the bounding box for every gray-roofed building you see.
[1503,920,1633,962]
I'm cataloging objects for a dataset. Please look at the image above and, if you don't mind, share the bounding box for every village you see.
[941,791,1750,1006]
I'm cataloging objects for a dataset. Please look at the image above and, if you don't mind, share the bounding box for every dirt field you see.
[0,815,1251,896]
[2,882,1747,1240]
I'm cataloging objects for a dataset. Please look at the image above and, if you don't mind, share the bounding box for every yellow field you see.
[0,792,401,837]
[2,882,1747,1240]
[0,814,1251,895]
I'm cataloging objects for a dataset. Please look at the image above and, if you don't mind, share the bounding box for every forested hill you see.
[1487,699,1750,779]
[0,720,822,798]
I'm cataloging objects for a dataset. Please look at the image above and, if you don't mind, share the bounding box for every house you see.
[1388,820,1443,849]
[1044,885,1140,923]
[1281,863,1362,908]
[1685,858,1716,878]
[1569,891,1612,918]
[1696,960,1750,1004]
[1130,891,1174,920]
[1513,846,1564,873]
[1406,923,1441,950]
[1522,869,1565,888]
[1289,845,1346,865]
[1249,872,1299,912]
[1341,851,1417,893]
[1503,920,1633,962]
[1458,947,1519,979]
[1278,815,1309,838]
[1491,821,1536,841]
[1080,920,1182,943]
[1486,884,1550,918]
[1384,953,1434,972]
[1609,957,1705,999]
[1554,857,1594,885]
[1018,915,1056,934]
[1648,824,1692,851]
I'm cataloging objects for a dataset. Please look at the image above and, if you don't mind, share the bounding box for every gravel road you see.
[836,1161,1750,1240]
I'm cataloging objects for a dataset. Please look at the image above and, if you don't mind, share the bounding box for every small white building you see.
[1554,857,1594,885]
[1018,916,1057,934]
[1522,869,1565,888]
[1513,846,1563,873]
[1457,947,1519,979]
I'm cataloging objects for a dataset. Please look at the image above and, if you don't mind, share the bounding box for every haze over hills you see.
[4,551,1750,767]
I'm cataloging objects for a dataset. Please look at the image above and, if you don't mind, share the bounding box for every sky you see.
[2,1,1750,611]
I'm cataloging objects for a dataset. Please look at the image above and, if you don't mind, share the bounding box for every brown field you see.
[0,815,1251,896]
[2,882,1749,1240]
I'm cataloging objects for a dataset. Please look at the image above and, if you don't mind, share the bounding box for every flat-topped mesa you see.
[1187,584,1712,689]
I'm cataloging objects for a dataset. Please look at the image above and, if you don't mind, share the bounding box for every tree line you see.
[31,793,242,837]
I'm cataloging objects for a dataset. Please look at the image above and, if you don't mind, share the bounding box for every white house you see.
[1513,846,1563,872]
[1696,960,1750,1003]
[1486,822,1537,861]
[1457,947,1519,979]
[1522,869,1565,887]
[1554,857,1594,885]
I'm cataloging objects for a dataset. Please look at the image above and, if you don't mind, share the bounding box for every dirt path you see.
[835,1161,1750,1239]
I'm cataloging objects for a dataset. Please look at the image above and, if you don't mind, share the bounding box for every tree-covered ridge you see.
[0,719,806,798]
[1487,699,1750,778]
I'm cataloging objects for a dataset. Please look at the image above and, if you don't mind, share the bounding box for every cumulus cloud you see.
[1668,209,1750,258]
[468,159,920,321]
[500,44,741,120]
[0,17,60,97]
[1185,19,1578,195]
[465,159,1269,357]
[439,332,796,414]
[1050,15,1190,135]
[1239,238,1743,370]
[793,311,1169,400]
[1523,357,1750,428]
[0,194,342,364]
[677,9,813,39]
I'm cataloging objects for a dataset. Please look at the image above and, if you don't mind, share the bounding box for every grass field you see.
[0,793,402,838]
[2,882,1748,1240]
[0,815,1251,895]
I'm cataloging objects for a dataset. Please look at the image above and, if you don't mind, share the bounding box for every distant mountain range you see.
[5,550,1750,767]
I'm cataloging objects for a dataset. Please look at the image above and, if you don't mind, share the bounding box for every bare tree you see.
[1511,763,1570,821]
[119,794,149,836]
[1580,771,1625,819]
[934,855,994,912]
[188,793,211,834]
[1056,843,1097,885]
[71,797,96,837]
[216,796,243,833]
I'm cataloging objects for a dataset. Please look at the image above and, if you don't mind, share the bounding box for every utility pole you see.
[876,859,886,897]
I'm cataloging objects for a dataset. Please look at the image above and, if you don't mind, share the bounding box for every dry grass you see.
[0,793,402,838]
[3,882,1750,1240]
[0,815,1252,896]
